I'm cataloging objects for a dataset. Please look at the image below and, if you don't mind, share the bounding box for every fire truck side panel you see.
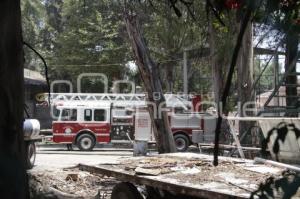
[52,106,111,144]
[53,122,76,143]
[50,95,205,147]
[170,113,203,139]
[52,122,110,143]
[132,112,204,143]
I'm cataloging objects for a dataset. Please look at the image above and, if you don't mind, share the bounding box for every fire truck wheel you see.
[174,134,189,152]
[25,141,36,169]
[77,134,95,151]
[111,182,143,199]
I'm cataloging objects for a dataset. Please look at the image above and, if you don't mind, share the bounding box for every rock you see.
[65,174,79,182]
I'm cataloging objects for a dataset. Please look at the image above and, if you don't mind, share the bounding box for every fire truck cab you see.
[53,101,112,150]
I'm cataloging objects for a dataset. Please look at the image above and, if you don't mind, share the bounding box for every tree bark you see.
[209,12,223,105]
[237,19,256,145]
[209,11,236,145]
[213,9,252,165]
[0,0,28,198]
[124,14,176,153]
[165,62,174,93]
[208,10,235,147]
[164,1,175,93]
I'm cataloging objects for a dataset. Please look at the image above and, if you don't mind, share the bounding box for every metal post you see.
[258,57,261,105]
[274,54,280,106]
[183,50,188,95]
[227,119,245,159]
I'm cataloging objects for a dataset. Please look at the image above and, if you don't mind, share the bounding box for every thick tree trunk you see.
[213,8,253,165]
[285,31,298,117]
[165,62,174,93]
[209,13,222,104]
[210,33,224,105]
[208,11,232,106]
[124,14,176,153]
[0,0,28,198]
[237,20,256,144]
[209,11,233,144]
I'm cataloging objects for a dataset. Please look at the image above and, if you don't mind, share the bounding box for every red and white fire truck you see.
[51,93,206,151]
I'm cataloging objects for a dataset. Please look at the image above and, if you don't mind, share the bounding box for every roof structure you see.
[24,68,46,85]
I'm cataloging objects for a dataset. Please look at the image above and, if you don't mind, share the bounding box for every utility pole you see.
[183,49,188,95]
[274,53,280,107]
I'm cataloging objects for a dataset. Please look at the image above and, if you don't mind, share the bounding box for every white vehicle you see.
[23,119,41,169]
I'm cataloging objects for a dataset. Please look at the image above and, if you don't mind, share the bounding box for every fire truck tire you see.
[111,182,143,199]
[25,141,36,169]
[174,134,189,152]
[77,134,95,151]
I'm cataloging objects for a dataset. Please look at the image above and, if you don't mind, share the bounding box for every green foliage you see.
[21,0,46,71]
[127,1,210,93]
[21,0,216,94]
[48,0,130,89]
[22,0,131,93]
[254,58,283,93]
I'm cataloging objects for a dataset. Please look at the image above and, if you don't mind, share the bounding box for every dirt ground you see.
[28,146,130,198]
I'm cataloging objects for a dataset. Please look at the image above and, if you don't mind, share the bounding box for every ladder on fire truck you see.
[48,93,192,108]
[51,93,145,102]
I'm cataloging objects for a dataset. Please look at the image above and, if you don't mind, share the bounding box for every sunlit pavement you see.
[32,144,198,171]
[32,145,134,171]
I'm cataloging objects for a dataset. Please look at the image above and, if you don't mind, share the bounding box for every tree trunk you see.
[237,20,256,145]
[124,14,176,153]
[208,11,234,107]
[165,62,174,93]
[0,0,28,198]
[209,13,223,105]
[285,30,298,117]
[209,11,233,145]
[164,2,174,93]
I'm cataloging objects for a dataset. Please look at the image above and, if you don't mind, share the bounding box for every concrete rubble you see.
[28,168,118,199]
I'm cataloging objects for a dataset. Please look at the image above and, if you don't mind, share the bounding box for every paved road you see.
[32,145,134,171]
[32,144,196,171]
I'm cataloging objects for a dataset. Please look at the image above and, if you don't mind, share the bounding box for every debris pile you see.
[122,156,212,176]
[115,154,284,195]
[28,168,118,199]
